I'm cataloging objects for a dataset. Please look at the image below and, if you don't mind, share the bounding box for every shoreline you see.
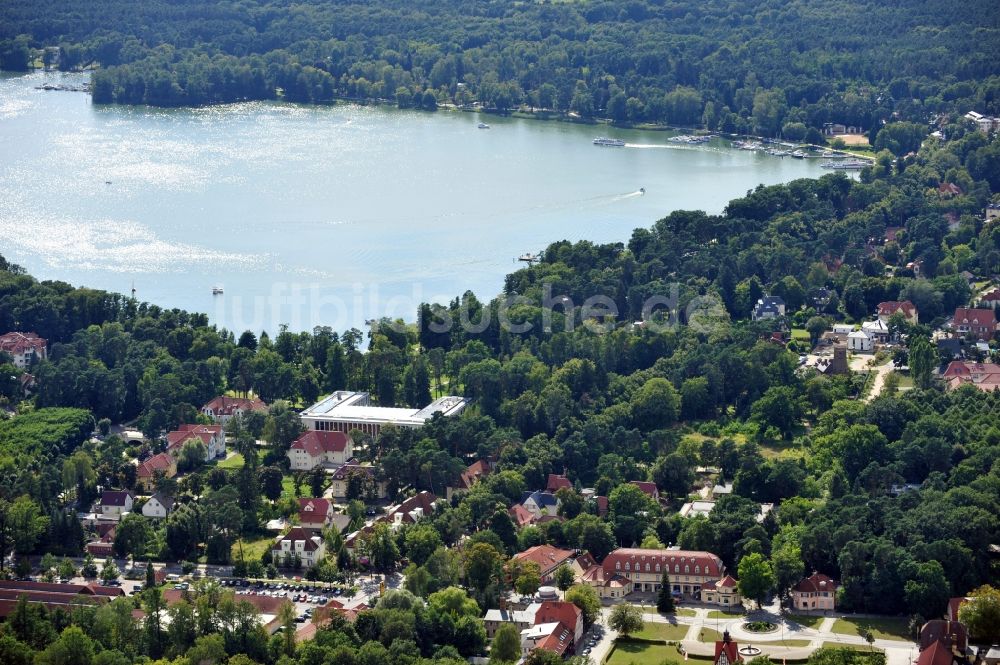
[28,67,873,161]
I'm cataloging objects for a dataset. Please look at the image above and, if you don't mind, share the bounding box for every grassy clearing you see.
[791,328,811,342]
[831,617,911,642]
[607,641,712,665]
[676,608,696,617]
[232,536,275,563]
[633,623,689,641]
[820,641,885,653]
[697,628,724,642]
[785,614,823,629]
[217,453,245,469]
[706,609,745,619]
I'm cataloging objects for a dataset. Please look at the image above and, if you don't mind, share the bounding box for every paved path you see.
[597,605,917,665]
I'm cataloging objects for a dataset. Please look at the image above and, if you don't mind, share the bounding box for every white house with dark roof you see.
[99,490,133,520]
[272,527,326,569]
[751,296,786,321]
[142,493,175,519]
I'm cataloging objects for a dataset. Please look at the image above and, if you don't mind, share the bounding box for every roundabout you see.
[742,620,779,634]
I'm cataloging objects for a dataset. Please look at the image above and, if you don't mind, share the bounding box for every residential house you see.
[519,491,560,519]
[941,361,1000,392]
[848,329,873,353]
[919,620,967,654]
[630,481,659,502]
[953,307,997,341]
[511,545,575,583]
[533,601,583,651]
[271,526,326,569]
[343,491,438,554]
[578,564,632,599]
[987,203,1000,222]
[521,621,574,658]
[387,491,436,527]
[298,498,334,529]
[701,575,742,608]
[546,474,572,493]
[287,431,354,471]
[979,289,1000,310]
[99,490,133,519]
[790,572,838,611]
[509,504,534,528]
[329,463,387,500]
[85,528,116,557]
[600,548,725,596]
[165,424,226,461]
[200,395,267,424]
[0,332,47,369]
[861,319,890,344]
[136,453,176,492]
[877,300,918,324]
[142,493,175,519]
[751,296,786,321]
[484,604,538,639]
[936,338,964,361]
[965,111,999,134]
[446,459,492,499]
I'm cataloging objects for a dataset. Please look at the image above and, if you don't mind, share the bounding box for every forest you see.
[1,0,1000,136]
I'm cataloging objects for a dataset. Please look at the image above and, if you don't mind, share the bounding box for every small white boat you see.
[593,137,626,147]
[478,122,490,129]
[212,286,224,295]
[639,187,645,195]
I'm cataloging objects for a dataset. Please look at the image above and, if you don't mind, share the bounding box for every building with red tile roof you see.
[546,474,572,493]
[791,572,838,611]
[136,453,176,492]
[941,361,1000,392]
[877,300,918,324]
[630,480,660,501]
[602,548,725,596]
[512,545,575,582]
[952,307,997,340]
[578,563,632,599]
[287,431,354,471]
[201,395,267,424]
[915,640,958,665]
[509,504,533,528]
[701,574,742,608]
[0,580,123,618]
[165,424,226,460]
[534,600,583,647]
[297,498,334,529]
[447,460,492,499]
[714,631,743,665]
[919,620,967,653]
[0,332,47,369]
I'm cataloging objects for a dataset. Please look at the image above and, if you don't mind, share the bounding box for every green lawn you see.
[676,608,696,617]
[697,628,723,643]
[820,642,885,653]
[637,605,694,617]
[217,453,245,469]
[632,623,689,642]
[791,328,811,342]
[831,617,911,642]
[232,536,276,563]
[607,641,712,665]
[785,614,823,629]
[706,609,744,619]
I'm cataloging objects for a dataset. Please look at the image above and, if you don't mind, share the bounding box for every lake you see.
[0,71,836,333]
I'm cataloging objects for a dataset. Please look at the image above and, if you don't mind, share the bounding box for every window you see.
[616,562,621,571]
[625,563,630,571]
[656,564,660,572]
[695,565,700,574]
[684,565,690,573]
[645,564,650,572]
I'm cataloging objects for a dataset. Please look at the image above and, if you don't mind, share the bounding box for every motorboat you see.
[593,137,626,147]
[478,122,490,129]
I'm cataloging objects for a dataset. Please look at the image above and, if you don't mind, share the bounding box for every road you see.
[591,603,917,665]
